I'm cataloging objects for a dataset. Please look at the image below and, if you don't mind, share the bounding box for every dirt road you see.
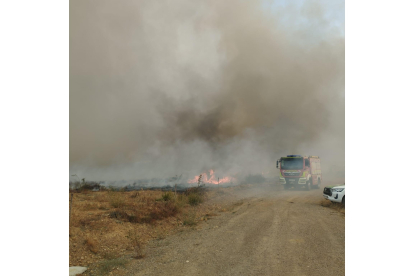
[126,187,344,276]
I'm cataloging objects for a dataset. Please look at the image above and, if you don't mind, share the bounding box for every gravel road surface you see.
[126,187,345,276]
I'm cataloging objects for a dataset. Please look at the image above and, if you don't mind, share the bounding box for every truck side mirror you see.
[276,160,279,168]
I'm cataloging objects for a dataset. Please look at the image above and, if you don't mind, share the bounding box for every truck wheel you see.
[284,185,289,190]
[305,181,310,191]
[342,196,345,206]
[317,179,321,189]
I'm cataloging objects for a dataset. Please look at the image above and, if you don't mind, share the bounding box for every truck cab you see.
[277,155,322,190]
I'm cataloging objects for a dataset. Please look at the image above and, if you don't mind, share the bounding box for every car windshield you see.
[281,158,303,170]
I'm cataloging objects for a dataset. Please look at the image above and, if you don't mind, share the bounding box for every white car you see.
[323,185,345,205]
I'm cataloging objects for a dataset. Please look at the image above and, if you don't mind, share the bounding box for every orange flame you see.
[188,169,236,185]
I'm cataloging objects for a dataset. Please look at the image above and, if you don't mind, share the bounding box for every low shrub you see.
[188,193,203,206]
[147,201,179,222]
[175,194,187,209]
[162,191,173,201]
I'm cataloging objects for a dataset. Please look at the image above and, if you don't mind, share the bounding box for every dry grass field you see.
[69,186,244,274]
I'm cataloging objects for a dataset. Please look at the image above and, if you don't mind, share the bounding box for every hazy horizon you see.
[70,0,344,185]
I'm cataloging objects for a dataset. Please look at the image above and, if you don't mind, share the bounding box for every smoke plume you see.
[70,0,344,183]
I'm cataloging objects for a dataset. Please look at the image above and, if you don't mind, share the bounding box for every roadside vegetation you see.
[69,185,232,275]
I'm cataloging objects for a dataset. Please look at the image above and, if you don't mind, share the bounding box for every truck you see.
[276,155,322,190]
[323,185,345,205]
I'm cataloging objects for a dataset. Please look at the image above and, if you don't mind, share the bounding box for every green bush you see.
[162,191,173,201]
[188,193,203,206]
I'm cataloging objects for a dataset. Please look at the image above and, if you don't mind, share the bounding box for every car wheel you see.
[342,196,345,206]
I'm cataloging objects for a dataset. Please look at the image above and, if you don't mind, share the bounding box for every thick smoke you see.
[70,0,344,183]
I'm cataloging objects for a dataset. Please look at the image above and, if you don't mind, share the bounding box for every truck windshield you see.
[281,158,303,170]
